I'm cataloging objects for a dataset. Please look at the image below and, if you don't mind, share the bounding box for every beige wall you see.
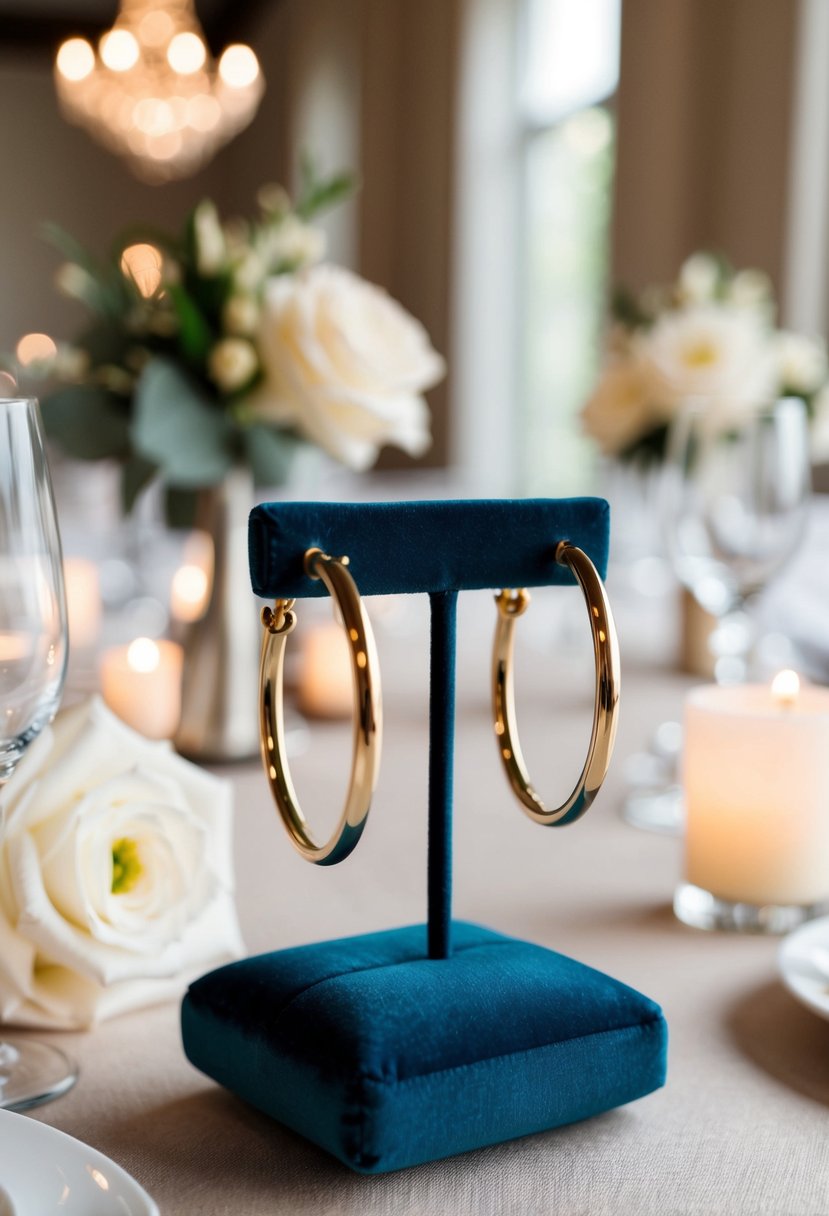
[612,0,798,293]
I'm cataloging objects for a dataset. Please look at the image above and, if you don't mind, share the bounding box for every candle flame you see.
[127,637,160,674]
[771,669,800,707]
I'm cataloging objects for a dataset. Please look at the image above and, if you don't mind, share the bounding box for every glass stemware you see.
[664,395,811,684]
[0,398,76,1111]
[623,396,811,833]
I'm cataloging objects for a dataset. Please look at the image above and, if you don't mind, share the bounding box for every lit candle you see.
[170,563,211,624]
[682,672,829,908]
[298,621,353,719]
[63,557,102,649]
[100,637,183,739]
[170,531,214,625]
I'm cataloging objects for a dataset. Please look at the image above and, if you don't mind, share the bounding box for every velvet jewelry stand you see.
[181,500,668,1174]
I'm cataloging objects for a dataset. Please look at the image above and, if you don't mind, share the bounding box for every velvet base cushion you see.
[182,922,667,1174]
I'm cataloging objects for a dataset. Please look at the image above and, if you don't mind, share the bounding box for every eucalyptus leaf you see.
[41,386,131,460]
[120,454,158,514]
[132,358,234,486]
[242,424,301,488]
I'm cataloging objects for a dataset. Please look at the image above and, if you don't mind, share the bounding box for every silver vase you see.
[175,467,261,762]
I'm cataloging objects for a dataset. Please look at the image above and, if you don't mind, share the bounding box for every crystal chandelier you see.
[54,0,264,183]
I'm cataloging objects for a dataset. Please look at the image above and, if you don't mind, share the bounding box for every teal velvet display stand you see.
[181,499,668,1174]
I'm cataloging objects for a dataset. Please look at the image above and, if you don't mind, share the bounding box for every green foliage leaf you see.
[242,424,301,488]
[132,358,234,487]
[41,385,131,460]
[610,285,651,329]
[120,454,158,514]
[167,283,214,366]
[164,486,200,529]
[295,152,356,221]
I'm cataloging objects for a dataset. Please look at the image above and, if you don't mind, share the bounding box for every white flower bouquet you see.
[18,165,445,523]
[0,698,243,1029]
[581,252,829,464]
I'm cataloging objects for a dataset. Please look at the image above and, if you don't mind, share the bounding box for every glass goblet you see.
[0,398,76,1110]
[623,396,811,834]
[664,395,811,684]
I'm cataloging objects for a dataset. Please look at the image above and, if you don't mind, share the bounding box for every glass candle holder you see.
[675,674,829,933]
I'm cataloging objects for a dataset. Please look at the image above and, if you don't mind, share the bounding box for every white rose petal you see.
[581,357,667,456]
[0,697,243,1029]
[252,264,444,470]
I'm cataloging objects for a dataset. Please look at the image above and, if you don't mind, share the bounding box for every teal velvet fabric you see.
[248,498,610,599]
[181,922,668,1175]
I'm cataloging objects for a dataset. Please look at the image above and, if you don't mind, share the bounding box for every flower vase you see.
[175,468,261,762]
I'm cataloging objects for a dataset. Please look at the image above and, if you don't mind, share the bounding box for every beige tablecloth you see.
[29,592,829,1214]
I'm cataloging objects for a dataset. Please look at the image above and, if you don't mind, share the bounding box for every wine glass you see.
[664,395,811,682]
[623,396,811,833]
[0,397,76,1110]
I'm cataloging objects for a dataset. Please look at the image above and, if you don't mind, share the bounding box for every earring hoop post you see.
[259,549,382,864]
[492,541,620,826]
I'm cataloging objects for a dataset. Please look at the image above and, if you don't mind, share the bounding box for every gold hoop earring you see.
[492,541,620,827]
[259,548,382,865]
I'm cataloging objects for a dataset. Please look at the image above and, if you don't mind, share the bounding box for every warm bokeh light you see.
[771,669,800,707]
[56,38,95,82]
[138,9,174,47]
[170,564,210,623]
[100,28,139,71]
[167,31,206,74]
[120,243,163,297]
[127,637,161,674]
[55,2,264,181]
[219,44,260,88]
[15,333,57,367]
[187,93,221,131]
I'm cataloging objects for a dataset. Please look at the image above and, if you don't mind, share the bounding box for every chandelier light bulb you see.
[120,243,163,298]
[218,45,260,89]
[56,38,95,82]
[100,29,140,72]
[54,0,265,183]
[167,31,206,75]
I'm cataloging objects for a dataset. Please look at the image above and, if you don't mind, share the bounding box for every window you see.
[518,0,621,494]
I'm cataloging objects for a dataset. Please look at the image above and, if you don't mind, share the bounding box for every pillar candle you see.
[100,638,183,740]
[683,672,829,907]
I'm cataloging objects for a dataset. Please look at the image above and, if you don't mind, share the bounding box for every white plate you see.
[0,1108,158,1215]
[779,914,829,1022]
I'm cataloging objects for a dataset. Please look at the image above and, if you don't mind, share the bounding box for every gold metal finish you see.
[258,549,382,865]
[492,540,620,826]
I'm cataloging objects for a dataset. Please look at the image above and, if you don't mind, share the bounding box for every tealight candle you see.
[298,621,353,719]
[63,557,102,649]
[677,671,829,931]
[170,563,211,624]
[100,637,183,739]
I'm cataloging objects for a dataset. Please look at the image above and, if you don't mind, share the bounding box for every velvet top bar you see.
[248,498,610,599]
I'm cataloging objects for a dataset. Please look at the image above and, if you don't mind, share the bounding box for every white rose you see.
[637,303,777,429]
[0,698,243,1029]
[193,200,226,276]
[581,357,668,456]
[252,264,444,470]
[728,268,773,310]
[233,250,265,294]
[208,338,259,393]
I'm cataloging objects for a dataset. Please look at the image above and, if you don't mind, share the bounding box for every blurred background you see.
[2,0,823,494]
[1,0,827,750]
